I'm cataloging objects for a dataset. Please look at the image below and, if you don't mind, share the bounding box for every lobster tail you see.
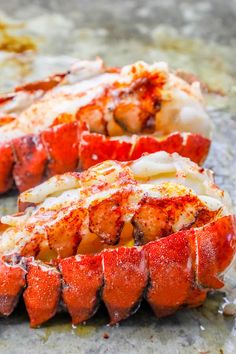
[0,152,234,327]
[0,60,212,193]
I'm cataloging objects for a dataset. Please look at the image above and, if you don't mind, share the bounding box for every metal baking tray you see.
[0,1,235,353]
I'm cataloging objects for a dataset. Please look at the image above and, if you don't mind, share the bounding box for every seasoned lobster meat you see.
[0,152,234,327]
[0,59,211,193]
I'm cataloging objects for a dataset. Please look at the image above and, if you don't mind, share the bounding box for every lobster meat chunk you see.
[0,152,234,327]
[0,59,212,193]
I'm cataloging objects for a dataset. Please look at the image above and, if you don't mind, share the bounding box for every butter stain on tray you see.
[0,21,37,53]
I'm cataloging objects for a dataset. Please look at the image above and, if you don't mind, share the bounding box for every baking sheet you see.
[0,1,236,353]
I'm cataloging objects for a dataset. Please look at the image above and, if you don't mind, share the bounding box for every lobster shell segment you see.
[0,143,14,193]
[79,133,132,170]
[0,152,234,326]
[60,254,103,325]
[23,261,61,328]
[194,215,236,289]
[0,258,26,316]
[41,122,81,178]
[145,231,194,317]
[12,134,48,192]
[102,247,148,324]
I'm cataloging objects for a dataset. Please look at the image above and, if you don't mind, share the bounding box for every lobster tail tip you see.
[0,258,26,317]
[59,255,103,326]
[23,261,61,328]
[195,215,236,290]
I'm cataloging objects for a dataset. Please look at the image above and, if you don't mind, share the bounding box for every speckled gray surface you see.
[0,1,236,353]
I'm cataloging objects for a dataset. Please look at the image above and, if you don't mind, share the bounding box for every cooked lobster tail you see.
[0,59,212,193]
[0,152,234,327]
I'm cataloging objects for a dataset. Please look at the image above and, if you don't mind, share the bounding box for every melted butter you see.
[43,324,96,340]
[41,316,97,343]
[196,293,235,350]
[0,21,37,53]
[73,324,96,337]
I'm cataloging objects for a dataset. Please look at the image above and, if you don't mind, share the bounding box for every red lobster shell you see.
[0,152,234,327]
[0,59,211,193]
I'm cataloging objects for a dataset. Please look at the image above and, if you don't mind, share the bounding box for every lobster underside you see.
[0,152,235,327]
